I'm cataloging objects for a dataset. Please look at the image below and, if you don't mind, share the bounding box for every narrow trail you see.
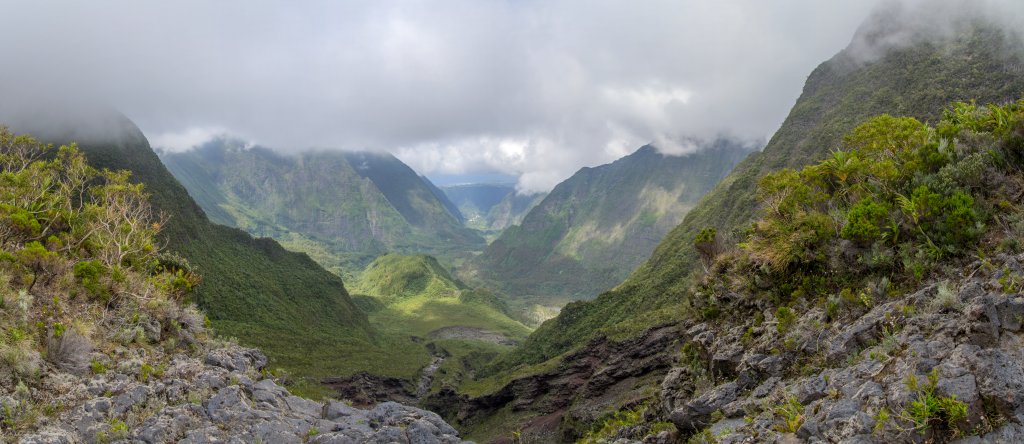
[416,355,445,399]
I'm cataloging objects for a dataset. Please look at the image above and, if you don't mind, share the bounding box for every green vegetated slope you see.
[439,183,546,234]
[349,253,532,398]
[491,14,1024,373]
[0,128,216,438]
[160,139,485,276]
[352,253,530,341]
[485,190,546,232]
[0,108,434,383]
[563,98,1024,444]
[441,183,514,230]
[468,143,751,307]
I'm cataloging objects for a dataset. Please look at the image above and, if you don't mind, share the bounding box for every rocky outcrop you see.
[12,346,468,444]
[424,324,684,441]
[656,254,1024,443]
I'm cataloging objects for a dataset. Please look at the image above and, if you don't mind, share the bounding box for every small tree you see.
[694,227,721,272]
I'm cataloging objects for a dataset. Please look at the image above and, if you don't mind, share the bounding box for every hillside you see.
[495,9,1024,373]
[160,139,485,274]
[450,99,1024,442]
[485,190,546,232]
[440,183,544,234]
[0,129,469,442]
[441,9,1024,442]
[321,253,531,406]
[0,106,445,390]
[352,254,528,340]
[467,142,750,307]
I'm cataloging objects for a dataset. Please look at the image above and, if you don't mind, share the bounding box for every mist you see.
[1,0,1017,192]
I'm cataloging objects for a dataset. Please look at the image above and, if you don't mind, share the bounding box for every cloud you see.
[150,127,233,153]
[0,1,917,191]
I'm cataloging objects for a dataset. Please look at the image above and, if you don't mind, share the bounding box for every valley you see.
[4,1,1024,443]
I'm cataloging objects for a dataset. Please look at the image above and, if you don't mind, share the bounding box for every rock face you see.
[15,346,468,444]
[654,254,1024,443]
[424,324,683,441]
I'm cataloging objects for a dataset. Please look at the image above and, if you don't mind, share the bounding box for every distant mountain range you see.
[160,139,485,274]
[440,183,544,233]
[465,142,752,308]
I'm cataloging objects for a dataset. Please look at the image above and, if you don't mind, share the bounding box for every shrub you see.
[694,227,721,271]
[841,198,891,243]
[775,307,796,334]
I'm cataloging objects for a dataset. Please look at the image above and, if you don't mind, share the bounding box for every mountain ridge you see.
[467,141,751,307]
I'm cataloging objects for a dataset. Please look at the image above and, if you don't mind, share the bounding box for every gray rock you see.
[935,374,979,404]
[324,400,362,420]
[83,397,111,415]
[983,422,1024,443]
[311,431,368,444]
[204,347,266,373]
[668,382,738,431]
[17,430,75,444]
[285,395,323,418]
[752,376,781,398]
[792,376,827,404]
[111,385,149,416]
[367,425,410,443]
[407,419,443,444]
[205,385,251,422]
[249,378,289,408]
[826,301,898,362]
[996,297,1024,332]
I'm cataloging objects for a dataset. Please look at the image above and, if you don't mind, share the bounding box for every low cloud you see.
[0,1,923,191]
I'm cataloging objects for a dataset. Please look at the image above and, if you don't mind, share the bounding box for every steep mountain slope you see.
[468,142,751,304]
[440,9,1024,443]
[160,140,485,272]
[0,105,404,383]
[484,190,546,231]
[497,11,1024,373]
[0,131,469,443]
[441,183,545,233]
[441,183,514,230]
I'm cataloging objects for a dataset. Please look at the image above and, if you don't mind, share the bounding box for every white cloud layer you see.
[0,0,978,192]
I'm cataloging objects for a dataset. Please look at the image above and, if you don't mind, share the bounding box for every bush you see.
[841,198,891,243]
[775,307,796,334]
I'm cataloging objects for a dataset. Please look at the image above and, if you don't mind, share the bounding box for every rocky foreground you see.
[10,346,468,444]
[657,253,1024,443]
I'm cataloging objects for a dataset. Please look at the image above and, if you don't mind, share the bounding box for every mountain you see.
[0,129,469,443]
[160,139,486,274]
[439,8,1024,442]
[484,190,546,231]
[0,105,410,389]
[441,183,545,233]
[466,142,751,307]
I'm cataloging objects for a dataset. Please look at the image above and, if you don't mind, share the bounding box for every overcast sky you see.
[0,1,887,192]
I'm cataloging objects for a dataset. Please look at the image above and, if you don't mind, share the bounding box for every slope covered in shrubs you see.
[0,127,207,435]
[583,99,1024,443]
[0,128,472,442]
[491,13,1024,374]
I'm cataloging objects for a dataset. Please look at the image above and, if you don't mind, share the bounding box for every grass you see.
[369,296,530,339]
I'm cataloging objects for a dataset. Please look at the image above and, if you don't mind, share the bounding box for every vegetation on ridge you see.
[488,22,1024,376]
[0,128,208,436]
[693,100,1023,321]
